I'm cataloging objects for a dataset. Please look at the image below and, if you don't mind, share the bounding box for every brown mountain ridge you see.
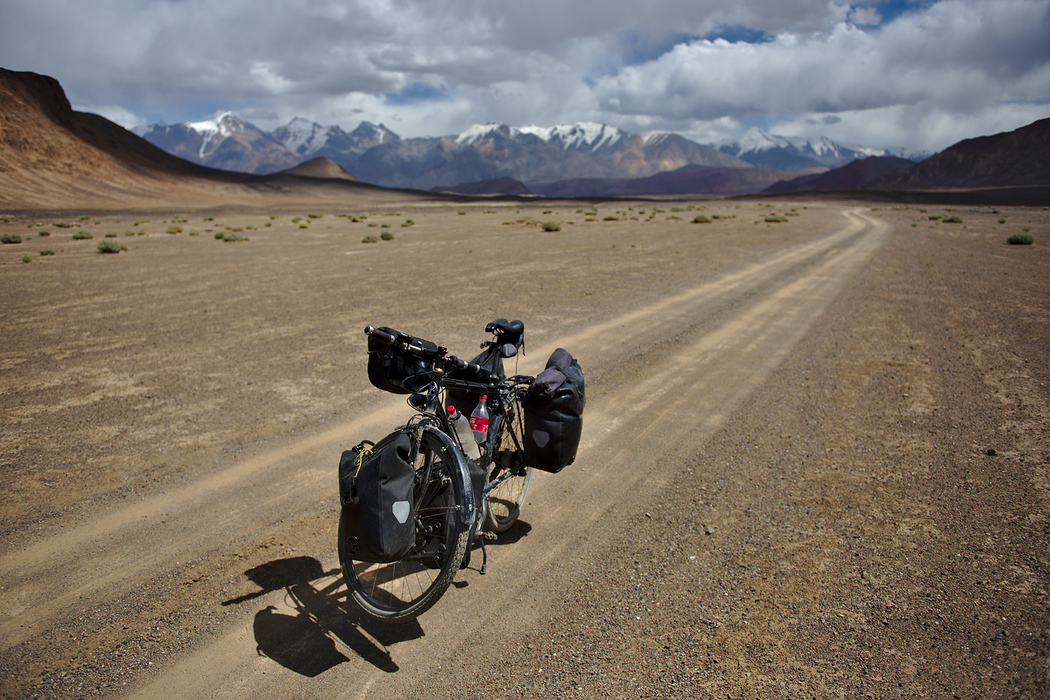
[0,69,386,210]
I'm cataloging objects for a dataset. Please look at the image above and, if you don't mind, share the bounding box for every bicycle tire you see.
[340,429,470,621]
[484,399,533,533]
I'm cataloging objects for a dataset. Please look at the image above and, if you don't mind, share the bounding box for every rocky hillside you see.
[867,118,1050,190]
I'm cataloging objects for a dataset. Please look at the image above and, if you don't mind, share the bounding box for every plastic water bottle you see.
[470,395,490,446]
[447,406,481,460]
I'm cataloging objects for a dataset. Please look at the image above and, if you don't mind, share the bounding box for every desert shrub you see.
[941,216,963,223]
[999,218,1007,224]
[38,230,51,237]
[603,216,619,221]
[72,231,93,240]
[54,221,73,228]
[692,215,712,224]
[105,233,118,238]
[1007,229,1034,245]
[764,215,789,223]
[221,232,249,242]
[21,254,31,263]
[541,221,561,232]
[97,239,127,253]
[928,215,942,220]
[214,231,225,239]
[1,233,22,244]
[381,231,395,241]
[401,219,415,227]
[362,235,380,243]
[39,249,55,256]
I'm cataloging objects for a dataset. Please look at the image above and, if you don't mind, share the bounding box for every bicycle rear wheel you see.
[484,400,533,533]
[340,429,470,620]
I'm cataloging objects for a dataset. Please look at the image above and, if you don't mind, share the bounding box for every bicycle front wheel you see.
[340,429,470,621]
[484,402,533,533]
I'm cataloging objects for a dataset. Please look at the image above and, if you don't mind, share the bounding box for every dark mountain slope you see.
[765,156,915,193]
[868,118,1050,190]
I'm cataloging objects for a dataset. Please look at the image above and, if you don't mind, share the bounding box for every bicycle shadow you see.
[221,556,422,676]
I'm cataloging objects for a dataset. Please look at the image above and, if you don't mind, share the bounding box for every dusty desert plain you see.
[0,193,1048,698]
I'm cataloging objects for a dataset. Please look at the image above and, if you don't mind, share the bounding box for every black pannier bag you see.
[338,430,416,562]
[367,326,438,394]
[522,348,585,473]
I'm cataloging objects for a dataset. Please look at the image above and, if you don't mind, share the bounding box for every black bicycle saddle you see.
[486,318,524,335]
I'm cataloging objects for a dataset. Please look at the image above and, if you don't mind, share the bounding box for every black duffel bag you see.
[522,348,585,473]
[338,430,416,562]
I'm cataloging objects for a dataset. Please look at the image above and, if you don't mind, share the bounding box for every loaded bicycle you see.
[337,320,584,620]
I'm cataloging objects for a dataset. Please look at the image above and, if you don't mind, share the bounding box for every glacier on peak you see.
[186,111,244,138]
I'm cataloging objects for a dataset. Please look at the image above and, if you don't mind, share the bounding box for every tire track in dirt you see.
[117,209,890,698]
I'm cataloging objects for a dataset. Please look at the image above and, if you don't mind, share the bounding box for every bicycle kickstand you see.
[478,531,497,574]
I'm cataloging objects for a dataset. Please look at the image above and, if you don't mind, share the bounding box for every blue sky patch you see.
[383,82,449,106]
[703,24,772,44]
[870,0,936,25]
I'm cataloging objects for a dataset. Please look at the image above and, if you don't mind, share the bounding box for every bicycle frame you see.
[437,374,533,495]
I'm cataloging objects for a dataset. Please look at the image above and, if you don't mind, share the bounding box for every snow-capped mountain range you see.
[715,128,919,170]
[456,121,628,153]
[134,112,921,192]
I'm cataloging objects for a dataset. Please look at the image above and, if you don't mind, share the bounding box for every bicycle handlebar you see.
[364,325,486,376]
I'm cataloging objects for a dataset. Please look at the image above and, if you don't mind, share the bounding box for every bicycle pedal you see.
[481,531,498,542]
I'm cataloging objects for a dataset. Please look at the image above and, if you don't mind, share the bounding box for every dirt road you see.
[1,200,1047,698]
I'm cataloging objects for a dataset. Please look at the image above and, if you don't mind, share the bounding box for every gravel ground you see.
[1,199,1047,699]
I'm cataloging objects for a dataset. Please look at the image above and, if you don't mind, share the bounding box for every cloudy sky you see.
[2,0,1048,152]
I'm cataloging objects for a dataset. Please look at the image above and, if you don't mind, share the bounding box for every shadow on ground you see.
[221,518,533,676]
[221,556,421,676]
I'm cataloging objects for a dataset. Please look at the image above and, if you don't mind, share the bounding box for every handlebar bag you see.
[367,327,438,394]
[522,350,585,473]
[338,430,416,562]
